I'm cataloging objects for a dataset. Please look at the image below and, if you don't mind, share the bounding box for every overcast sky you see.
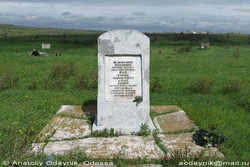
[0,0,250,33]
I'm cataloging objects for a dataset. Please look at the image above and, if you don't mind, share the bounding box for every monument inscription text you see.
[105,55,142,101]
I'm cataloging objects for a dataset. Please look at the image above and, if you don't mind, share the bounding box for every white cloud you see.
[0,0,249,33]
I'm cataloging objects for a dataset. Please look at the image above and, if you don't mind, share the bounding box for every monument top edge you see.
[98,29,149,40]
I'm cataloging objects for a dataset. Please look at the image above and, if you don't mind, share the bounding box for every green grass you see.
[0,24,103,37]
[0,25,250,166]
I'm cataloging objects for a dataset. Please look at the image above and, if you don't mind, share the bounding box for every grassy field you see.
[0,24,102,37]
[0,25,249,166]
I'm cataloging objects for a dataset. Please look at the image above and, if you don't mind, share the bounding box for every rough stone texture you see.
[95,29,154,134]
[158,133,224,158]
[150,105,181,114]
[31,105,224,160]
[56,105,86,118]
[154,110,198,133]
[32,136,164,160]
[36,115,91,141]
[35,105,96,141]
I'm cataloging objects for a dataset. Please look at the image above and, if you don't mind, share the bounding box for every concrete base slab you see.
[158,133,224,158]
[154,110,198,133]
[35,105,94,142]
[31,105,224,161]
[92,115,156,134]
[56,105,87,118]
[32,136,164,160]
[150,105,181,114]
[36,115,91,141]
[57,105,97,118]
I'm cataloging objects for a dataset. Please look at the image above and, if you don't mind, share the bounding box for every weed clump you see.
[232,49,241,58]
[76,74,88,89]
[44,62,77,90]
[233,94,250,113]
[133,96,143,106]
[136,123,151,137]
[27,81,38,90]
[47,62,76,80]
[44,76,65,90]
[76,71,98,90]
[222,79,242,94]
[0,72,19,91]
[188,78,214,94]
[239,97,250,113]
[91,128,120,137]
[150,77,163,93]
[177,46,192,53]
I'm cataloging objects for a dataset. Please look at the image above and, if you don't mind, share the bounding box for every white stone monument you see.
[42,43,51,49]
[200,42,209,49]
[93,29,155,134]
